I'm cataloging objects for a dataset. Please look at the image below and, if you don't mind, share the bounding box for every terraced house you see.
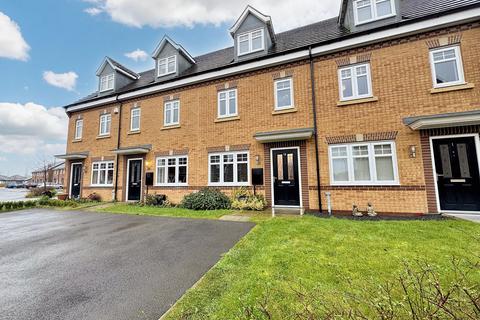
[57,0,480,215]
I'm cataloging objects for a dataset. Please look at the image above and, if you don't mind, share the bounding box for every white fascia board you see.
[229,6,271,35]
[67,7,480,113]
[409,114,480,130]
[66,96,117,113]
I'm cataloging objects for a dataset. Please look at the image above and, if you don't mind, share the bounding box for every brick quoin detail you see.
[264,140,310,210]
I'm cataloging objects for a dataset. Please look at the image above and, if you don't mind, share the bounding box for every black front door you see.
[272,149,300,206]
[70,163,82,199]
[433,137,480,211]
[127,159,142,201]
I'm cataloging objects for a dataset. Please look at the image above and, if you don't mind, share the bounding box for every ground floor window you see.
[329,141,398,185]
[156,156,188,186]
[91,161,114,186]
[209,151,249,186]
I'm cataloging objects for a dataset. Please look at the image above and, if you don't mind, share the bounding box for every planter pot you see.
[57,194,68,201]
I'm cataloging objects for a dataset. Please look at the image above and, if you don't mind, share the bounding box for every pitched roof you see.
[152,36,196,64]
[68,0,480,108]
[96,57,140,80]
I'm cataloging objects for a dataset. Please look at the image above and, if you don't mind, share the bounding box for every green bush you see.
[145,194,167,206]
[181,188,231,210]
[3,202,13,210]
[231,187,267,211]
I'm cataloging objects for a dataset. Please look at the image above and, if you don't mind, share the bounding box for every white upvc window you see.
[130,108,141,131]
[429,46,465,88]
[218,89,237,118]
[158,55,176,76]
[74,119,83,140]
[155,156,188,186]
[329,141,399,186]
[209,151,249,186]
[353,0,396,25]
[91,161,114,186]
[237,28,264,56]
[99,114,111,136]
[164,100,180,126]
[274,78,294,110]
[100,73,114,92]
[338,63,372,101]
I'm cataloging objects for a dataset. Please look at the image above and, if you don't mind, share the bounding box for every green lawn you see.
[95,203,234,219]
[163,216,480,319]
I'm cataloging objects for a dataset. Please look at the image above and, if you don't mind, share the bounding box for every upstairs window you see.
[130,108,141,132]
[430,46,465,88]
[74,119,83,140]
[338,63,372,101]
[100,73,114,92]
[164,100,180,126]
[156,156,188,186]
[329,141,398,186]
[99,114,111,136]
[158,55,176,76]
[274,78,294,110]
[218,89,237,118]
[238,29,264,56]
[354,0,395,25]
[91,161,114,186]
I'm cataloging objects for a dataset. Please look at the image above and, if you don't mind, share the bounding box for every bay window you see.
[329,141,398,185]
[156,156,188,185]
[209,152,249,186]
[91,161,114,186]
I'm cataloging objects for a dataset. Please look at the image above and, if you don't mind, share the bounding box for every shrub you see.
[23,200,37,208]
[145,194,167,206]
[87,193,101,202]
[231,187,267,211]
[181,188,231,210]
[27,187,56,198]
[3,202,13,210]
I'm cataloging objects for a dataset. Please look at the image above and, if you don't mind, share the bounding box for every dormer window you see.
[100,73,114,92]
[354,0,395,25]
[158,55,177,77]
[238,29,264,56]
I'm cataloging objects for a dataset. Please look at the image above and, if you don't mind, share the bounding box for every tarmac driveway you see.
[0,209,254,320]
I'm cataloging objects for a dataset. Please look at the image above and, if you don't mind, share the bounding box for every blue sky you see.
[0,0,338,176]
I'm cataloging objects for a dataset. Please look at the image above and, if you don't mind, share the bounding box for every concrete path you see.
[0,209,254,320]
[445,213,480,223]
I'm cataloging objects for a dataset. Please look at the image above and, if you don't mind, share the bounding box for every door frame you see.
[126,158,144,202]
[270,147,303,208]
[69,162,83,199]
[429,133,480,214]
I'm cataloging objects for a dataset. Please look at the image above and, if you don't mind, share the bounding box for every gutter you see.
[113,96,122,201]
[308,46,323,214]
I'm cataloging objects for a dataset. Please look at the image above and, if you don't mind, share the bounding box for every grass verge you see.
[163,216,480,319]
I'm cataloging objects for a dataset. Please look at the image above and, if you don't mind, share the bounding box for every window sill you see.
[208,183,250,187]
[430,83,474,94]
[330,183,400,187]
[88,185,114,188]
[337,96,379,107]
[272,107,297,115]
[215,116,240,123]
[154,184,188,187]
[128,130,141,135]
[161,124,181,130]
[72,139,82,143]
[96,135,111,140]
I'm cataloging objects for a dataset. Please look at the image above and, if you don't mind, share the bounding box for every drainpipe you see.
[309,46,323,213]
[113,96,122,201]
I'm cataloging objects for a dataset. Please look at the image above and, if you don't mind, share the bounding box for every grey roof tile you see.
[69,0,480,107]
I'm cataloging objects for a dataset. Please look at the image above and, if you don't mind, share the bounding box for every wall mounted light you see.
[409,145,417,158]
[145,160,152,170]
[255,155,261,165]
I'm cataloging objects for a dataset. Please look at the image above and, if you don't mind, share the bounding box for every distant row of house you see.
[0,162,65,187]
[0,175,30,185]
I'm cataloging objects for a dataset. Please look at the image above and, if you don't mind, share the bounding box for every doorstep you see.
[219,215,251,222]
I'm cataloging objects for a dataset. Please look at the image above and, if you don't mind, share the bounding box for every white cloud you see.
[84,7,103,16]
[0,102,67,175]
[84,0,340,31]
[43,71,78,91]
[0,12,30,61]
[125,49,149,62]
